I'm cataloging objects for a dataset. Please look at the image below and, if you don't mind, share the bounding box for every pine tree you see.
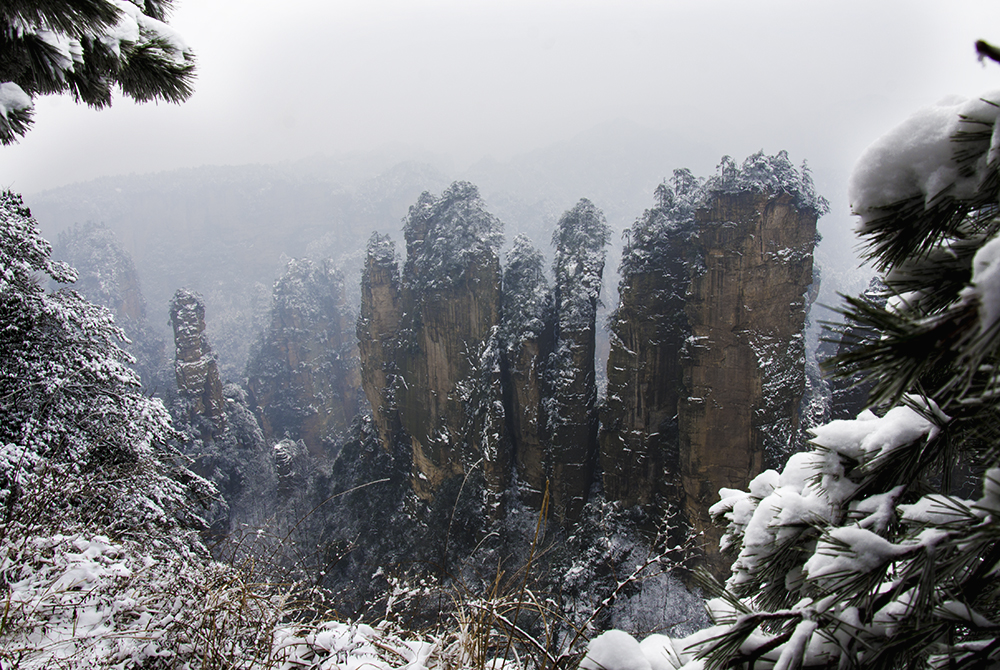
[0,0,195,143]
[667,92,1000,669]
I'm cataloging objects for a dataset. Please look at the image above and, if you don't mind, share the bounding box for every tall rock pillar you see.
[357,182,510,518]
[547,199,610,523]
[357,234,404,455]
[169,288,225,433]
[679,190,817,567]
[600,154,825,573]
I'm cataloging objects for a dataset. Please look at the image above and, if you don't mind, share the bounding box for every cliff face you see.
[169,289,225,431]
[357,235,404,455]
[359,182,509,514]
[600,155,824,571]
[678,191,817,564]
[246,259,361,457]
[600,231,690,515]
[398,247,506,502]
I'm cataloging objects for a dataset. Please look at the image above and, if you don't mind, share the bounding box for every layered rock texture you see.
[246,259,361,456]
[169,289,225,431]
[600,153,825,569]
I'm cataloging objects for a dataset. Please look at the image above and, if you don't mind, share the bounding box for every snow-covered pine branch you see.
[0,0,196,144]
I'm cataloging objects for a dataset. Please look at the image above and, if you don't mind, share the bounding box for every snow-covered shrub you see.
[1,526,289,669]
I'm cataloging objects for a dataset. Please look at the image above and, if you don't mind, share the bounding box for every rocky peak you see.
[359,182,509,516]
[246,258,361,458]
[357,234,404,455]
[169,288,225,431]
[600,153,824,572]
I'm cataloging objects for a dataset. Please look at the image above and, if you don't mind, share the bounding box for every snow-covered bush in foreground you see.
[0,190,278,668]
[601,92,1000,669]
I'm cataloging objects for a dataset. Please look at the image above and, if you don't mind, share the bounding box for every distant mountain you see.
[22,122,728,379]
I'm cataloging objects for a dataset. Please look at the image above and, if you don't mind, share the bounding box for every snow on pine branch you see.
[1,0,195,143]
[849,93,1000,226]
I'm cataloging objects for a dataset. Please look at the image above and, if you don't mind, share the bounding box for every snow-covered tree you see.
[0,190,207,536]
[669,93,1000,669]
[51,220,167,390]
[0,0,195,143]
[403,180,503,293]
[552,198,610,337]
[500,233,551,354]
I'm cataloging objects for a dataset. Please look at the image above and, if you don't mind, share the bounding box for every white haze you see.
[2,0,1000,272]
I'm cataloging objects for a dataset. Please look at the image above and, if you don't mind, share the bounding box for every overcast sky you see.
[3,0,1000,202]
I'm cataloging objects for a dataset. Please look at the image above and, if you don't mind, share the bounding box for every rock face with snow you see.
[600,154,824,571]
[500,235,554,511]
[358,187,612,525]
[169,288,225,431]
[359,182,510,515]
[680,189,817,566]
[246,258,361,456]
[357,234,405,455]
[546,199,610,522]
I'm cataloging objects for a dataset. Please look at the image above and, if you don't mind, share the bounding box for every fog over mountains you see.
[28,120,868,380]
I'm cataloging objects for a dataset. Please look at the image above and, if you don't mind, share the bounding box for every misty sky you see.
[3,0,1000,207]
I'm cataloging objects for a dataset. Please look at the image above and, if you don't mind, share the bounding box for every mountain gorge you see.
[35,147,831,623]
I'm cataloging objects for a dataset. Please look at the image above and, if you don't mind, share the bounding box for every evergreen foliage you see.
[500,233,551,353]
[680,94,1000,669]
[617,169,702,323]
[0,0,195,143]
[552,198,610,335]
[0,189,209,535]
[705,150,829,215]
[403,181,503,293]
